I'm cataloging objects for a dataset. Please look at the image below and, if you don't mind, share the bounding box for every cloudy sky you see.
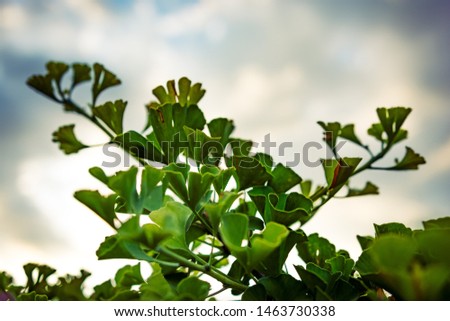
[1,0,449,289]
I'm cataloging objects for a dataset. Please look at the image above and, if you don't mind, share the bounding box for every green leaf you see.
[151,103,175,146]
[376,107,412,141]
[141,166,165,211]
[374,222,412,237]
[305,262,333,285]
[46,61,69,84]
[208,118,235,148]
[259,230,307,276]
[52,124,88,154]
[92,63,121,105]
[142,223,170,249]
[104,166,165,214]
[356,235,416,274]
[96,217,143,260]
[356,226,450,300]
[241,284,267,300]
[176,276,211,300]
[201,166,235,194]
[297,233,336,267]
[296,265,327,297]
[300,180,312,197]
[346,181,379,197]
[325,255,354,280]
[230,156,273,191]
[340,124,363,146]
[71,63,91,87]
[367,123,384,142]
[356,235,374,251]
[184,127,223,166]
[147,103,206,163]
[17,292,48,301]
[140,264,176,300]
[149,201,193,250]
[163,163,190,203]
[152,85,171,105]
[74,190,117,229]
[53,270,91,301]
[392,146,426,170]
[177,77,191,106]
[268,163,302,193]
[113,130,164,163]
[318,121,340,151]
[204,192,240,233]
[248,187,313,226]
[391,128,408,145]
[88,166,110,185]
[247,274,310,300]
[422,217,450,230]
[187,171,216,210]
[93,100,127,135]
[91,280,139,301]
[254,153,274,172]
[220,214,289,272]
[150,78,205,107]
[23,263,56,294]
[415,229,450,265]
[26,74,56,100]
[184,105,206,130]
[227,138,253,157]
[114,264,144,288]
[108,167,139,213]
[295,263,357,300]
[0,272,13,291]
[233,199,258,217]
[188,83,206,105]
[322,157,362,191]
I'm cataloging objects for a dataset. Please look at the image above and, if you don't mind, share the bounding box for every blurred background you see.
[1,0,449,289]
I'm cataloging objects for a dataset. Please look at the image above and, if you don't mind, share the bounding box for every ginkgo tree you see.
[1,61,449,301]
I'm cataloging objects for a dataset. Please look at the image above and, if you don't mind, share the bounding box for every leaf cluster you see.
[1,61,439,301]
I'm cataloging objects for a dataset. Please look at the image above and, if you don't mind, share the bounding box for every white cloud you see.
[417,137,450,181]
[0,3,27,30]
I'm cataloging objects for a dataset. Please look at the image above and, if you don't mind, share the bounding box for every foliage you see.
[2,61,447,301]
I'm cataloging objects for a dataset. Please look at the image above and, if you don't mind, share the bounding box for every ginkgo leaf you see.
[376,107,411,141]
[317,121,340,151]
[93,100,127,134]
[340,124,363,146]
[346,181,379,197]
[46,61,69,85]
[268,163,302,193]
[52,124,88,154]
[74,190,117,229]
[220,214,289,273]
[71,63,91,87]
[230,156,273,191]
[322,157,362,191]
[26,74,57,100]
[392,146,426,170]
[92,63,121,105]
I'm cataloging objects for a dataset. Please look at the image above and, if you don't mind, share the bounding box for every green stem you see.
[310,141,395,216]
[192,209,214,235]
[64,99,114,139]
[208,235,216,266]
[63,99,148,166]
[158,246,248,292]
[207,287,228,298]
